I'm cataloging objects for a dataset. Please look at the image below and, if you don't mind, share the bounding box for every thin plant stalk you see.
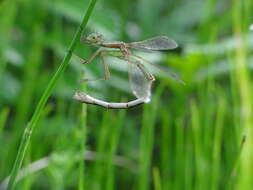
[6,0,98,189]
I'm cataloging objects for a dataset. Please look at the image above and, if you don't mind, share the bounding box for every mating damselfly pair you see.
[73,32,184,108]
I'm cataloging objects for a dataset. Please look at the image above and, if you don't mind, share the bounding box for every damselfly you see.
[75,32,183,99]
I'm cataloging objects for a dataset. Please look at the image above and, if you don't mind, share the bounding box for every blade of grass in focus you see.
[6,0,99,189]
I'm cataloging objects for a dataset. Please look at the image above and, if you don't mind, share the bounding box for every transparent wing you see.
[129,36,178,51]
[130,54,185,85]
[128,62,153,99]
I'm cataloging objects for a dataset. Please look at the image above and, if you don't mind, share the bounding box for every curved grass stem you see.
[6,0,98,189]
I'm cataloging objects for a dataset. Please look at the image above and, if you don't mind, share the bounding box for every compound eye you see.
[88,35,97,43]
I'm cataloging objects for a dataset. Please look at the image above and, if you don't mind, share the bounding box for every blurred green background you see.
[1,0,253,189]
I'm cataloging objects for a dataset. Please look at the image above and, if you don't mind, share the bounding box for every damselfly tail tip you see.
[250,24,253,31]
[144,96,151,103]
[173,40,179,49]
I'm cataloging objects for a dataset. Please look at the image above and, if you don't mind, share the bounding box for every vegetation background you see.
[1,0,253,189]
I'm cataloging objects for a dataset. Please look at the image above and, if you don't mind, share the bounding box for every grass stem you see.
[6,0,98,189]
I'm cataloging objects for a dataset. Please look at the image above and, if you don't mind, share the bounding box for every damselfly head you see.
[86,32,104,44]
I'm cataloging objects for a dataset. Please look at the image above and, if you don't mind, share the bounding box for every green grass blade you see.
[6,0,98,189]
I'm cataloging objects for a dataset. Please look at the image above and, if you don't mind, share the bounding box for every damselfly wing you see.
[128,61,153,100]
[128,36,178,51]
